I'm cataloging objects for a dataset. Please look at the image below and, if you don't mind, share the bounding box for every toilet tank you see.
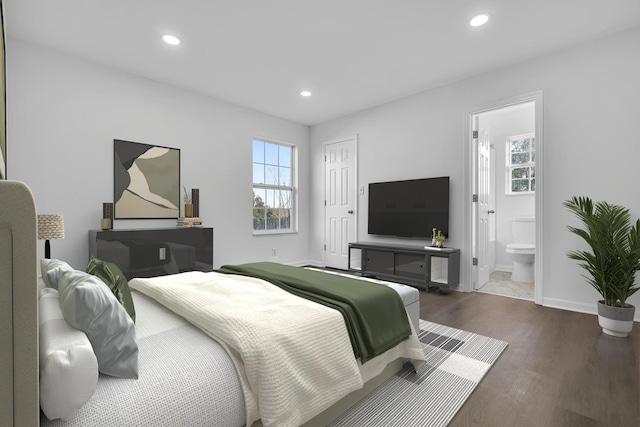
[511,217,535,244]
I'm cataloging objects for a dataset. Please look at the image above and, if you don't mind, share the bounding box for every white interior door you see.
[324,137,357,270]
[465,91,542,304]
[476,129,491,288]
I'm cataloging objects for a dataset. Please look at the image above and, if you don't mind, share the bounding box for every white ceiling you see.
[5,1,640,125]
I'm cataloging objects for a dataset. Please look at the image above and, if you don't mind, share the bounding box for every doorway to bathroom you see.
[465,92,543,304]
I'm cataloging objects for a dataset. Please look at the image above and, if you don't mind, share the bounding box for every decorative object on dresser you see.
[114,139,180,219]
[564,196,639,337]
[182,184,193,217]
[89,227,214,280]
[176,217,203,227]
[191,188,199,217]
[37,214,65,259]
[349,242,460,290]
[101,202,113,230]
[434,229,446,248]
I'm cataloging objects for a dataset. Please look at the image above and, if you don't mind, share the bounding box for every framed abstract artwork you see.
[114,139,180,219]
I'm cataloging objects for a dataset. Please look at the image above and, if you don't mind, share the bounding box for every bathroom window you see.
[506,133,535,195]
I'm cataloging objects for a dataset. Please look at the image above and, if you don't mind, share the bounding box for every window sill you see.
[505,191,535,196]
[253,229,298,236]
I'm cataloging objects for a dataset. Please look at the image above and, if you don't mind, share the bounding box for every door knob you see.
[348,210,354,214]
[488,210,495,214]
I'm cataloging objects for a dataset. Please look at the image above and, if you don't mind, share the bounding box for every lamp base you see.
[45,239,51,259]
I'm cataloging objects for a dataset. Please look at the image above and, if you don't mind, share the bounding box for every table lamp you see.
[37,214,65,259]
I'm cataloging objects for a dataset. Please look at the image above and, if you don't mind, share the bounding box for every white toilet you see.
[506,217,535,282]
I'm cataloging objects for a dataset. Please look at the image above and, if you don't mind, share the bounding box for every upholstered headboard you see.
[0,181,39,426]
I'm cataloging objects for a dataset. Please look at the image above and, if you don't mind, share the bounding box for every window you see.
[506,133,535,194]
[252,138,295,233]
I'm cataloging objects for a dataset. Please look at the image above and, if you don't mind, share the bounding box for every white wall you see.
[8,26,640,321]
[479,104,535,271]
[310,27,640,320]
[7,40,311,270]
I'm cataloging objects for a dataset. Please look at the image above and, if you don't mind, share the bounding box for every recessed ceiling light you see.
[300,90,312,97]
[470,14,489,27]
[162,34,181,46]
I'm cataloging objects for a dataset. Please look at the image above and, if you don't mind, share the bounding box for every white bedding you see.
[129,271,425,427]
[41,290,246,427]
[130,271,360,426]
[41,269,425,427]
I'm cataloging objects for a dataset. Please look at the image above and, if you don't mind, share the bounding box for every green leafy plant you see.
[564,196,640,307]
[183,185,192,204]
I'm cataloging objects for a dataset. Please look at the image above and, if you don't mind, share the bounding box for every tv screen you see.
[368,176,449,238]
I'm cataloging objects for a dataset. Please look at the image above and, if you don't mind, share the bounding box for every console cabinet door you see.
[363,250,394,275]
[394,252,427,281]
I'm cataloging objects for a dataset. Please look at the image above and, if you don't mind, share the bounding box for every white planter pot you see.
[597,301,635,337]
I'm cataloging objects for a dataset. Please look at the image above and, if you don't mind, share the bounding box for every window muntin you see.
[506,134,535,194]
[252,139,295,233]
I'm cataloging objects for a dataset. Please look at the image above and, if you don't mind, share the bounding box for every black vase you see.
[191,189,199,217]
[102,202,113,229]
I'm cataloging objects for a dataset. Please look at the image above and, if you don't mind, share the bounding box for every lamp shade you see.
[37,215,65,240]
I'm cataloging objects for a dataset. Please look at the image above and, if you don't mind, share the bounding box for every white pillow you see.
[39,288,98,421]
[40,258,73,289]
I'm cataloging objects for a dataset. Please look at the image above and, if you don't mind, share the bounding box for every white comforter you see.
[130,271,424,427]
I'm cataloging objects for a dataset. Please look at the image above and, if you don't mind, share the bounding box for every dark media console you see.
[348,242,460,289]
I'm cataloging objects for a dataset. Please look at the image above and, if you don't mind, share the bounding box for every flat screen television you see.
[368,176,449,238]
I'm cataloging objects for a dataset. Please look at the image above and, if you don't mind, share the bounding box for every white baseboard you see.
[543,297,640,322]
[495,265,512,273]
[542,297,596,316]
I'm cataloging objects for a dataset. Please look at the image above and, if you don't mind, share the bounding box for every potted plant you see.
[435,233,446,248]
[564,196,640,337]
[430,228,446,248]
[183,185,193,218]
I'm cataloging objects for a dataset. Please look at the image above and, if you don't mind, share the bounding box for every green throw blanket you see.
[216,262,411,363]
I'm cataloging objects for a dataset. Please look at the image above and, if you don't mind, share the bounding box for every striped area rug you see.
[329,320,508,427]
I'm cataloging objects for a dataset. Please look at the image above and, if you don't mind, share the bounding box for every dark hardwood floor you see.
[420,289,640,427]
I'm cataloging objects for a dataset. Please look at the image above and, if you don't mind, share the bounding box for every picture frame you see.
[114,139,180,219]
[0,0,6,180]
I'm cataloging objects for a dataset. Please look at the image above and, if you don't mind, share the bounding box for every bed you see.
[0,180,426,427]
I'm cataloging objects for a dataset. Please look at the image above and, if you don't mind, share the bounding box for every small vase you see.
[100,218,111,230]
[184,204,194,218]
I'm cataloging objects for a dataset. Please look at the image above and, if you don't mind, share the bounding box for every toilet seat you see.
[506,243,535,254]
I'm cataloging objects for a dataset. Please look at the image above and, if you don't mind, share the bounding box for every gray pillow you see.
[40,258,73,289]
[54,267,139,379]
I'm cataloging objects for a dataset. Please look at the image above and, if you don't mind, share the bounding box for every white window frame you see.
[252,137,297,235]
[505,133,535,195]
